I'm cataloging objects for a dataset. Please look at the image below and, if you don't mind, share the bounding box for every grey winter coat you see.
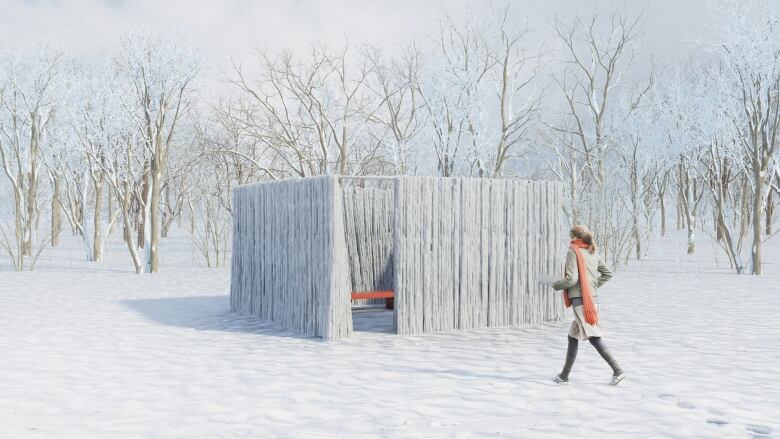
[552,248,613,299]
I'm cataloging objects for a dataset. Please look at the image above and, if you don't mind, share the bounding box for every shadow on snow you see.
[119,295,315,340]
[119,295,395,339]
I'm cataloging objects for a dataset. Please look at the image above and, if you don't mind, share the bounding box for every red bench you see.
[350,290,394,310]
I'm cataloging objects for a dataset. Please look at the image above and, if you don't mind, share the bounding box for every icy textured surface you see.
[393,178,565,335]
[230,176,352,340]
[0,229,778,438]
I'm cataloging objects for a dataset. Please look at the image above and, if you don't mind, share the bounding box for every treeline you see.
[0,2,777,273]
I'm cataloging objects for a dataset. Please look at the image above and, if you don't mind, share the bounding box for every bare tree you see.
[716,2,780,274]
[615,132,658,261]
[419,12,493,176]
[115,33,199,272]
[231,42,386,178]
[62,64,125,262]
[185,109,269,267]
[544,9,651,262]
[365,45,425,175]
[0,45,61,270]
[489,6,542,177]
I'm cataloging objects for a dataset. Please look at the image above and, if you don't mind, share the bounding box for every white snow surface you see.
[1,230,779,438]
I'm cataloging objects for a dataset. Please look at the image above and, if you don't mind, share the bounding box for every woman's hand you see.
[537,274,559,287]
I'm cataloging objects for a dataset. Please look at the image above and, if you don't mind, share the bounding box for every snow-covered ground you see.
[1,229,778,438]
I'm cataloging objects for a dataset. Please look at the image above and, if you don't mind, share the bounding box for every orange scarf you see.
[563,239,599,325]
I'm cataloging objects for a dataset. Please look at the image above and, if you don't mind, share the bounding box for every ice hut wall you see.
[230,176,352,340]
[393,177,566,335]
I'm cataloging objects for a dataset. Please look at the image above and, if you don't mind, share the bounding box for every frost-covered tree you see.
[712,1,780,274]
[231,42,388,178]
[417,7,543,178]
[656,65,748,271]
[184,105,270,267]
[485,7,542,177]
[365,45,425,175]
[115,32,199,273]
[418,12,493,177]
[614,110,662,262]
[0,45,62,270]
[69,61,150,272]
[692,70,748,273]
[65,63,124,262]
[543,9,652,263]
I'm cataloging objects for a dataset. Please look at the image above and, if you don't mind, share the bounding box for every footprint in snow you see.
[745,424,773,437]
[676,400,695,409]
[657,393,694,409]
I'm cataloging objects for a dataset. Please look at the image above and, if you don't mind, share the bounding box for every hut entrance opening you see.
[342,179,396,333]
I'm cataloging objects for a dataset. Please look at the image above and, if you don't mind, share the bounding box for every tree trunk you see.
[679,162,697,254]
[143,189,152,272]
[135,202,142,247]
[685,213,695,254]
[107,182,118,238]
[631,169,640,260]
[205,206,214,268]
[633,221,641,260]
[23,171,37,257]
[120,181,143,274]
[715,187,744,274]
[189,201,196,234]
[51,175,61,247]
[717,215,742,273]
[13,187,24,271]
[93,173,104,262]
[676,187,684,231]
[659,192,666,237]
[715,207,723,241]
[738,178,750,250]
[148,163,162,273]
[751,170,765,275]
[74,198,83,236]
[161,185,170,238]
[137,163,149,248]
[108,181,113,219]
[683,183,695,254]
[766,189,774,236]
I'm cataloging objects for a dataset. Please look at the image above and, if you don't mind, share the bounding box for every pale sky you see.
[1,0,712,85]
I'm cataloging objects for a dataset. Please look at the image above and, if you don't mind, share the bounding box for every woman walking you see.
[548,225,625,386]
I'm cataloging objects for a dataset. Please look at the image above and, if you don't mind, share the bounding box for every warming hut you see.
[230,176,565,341]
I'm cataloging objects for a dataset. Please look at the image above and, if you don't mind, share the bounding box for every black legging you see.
[560,336,623,379]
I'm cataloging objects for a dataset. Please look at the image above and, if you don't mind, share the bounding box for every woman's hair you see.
[570,224,597,254]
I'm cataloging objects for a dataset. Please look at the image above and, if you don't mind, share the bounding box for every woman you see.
[547,225,625,386]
